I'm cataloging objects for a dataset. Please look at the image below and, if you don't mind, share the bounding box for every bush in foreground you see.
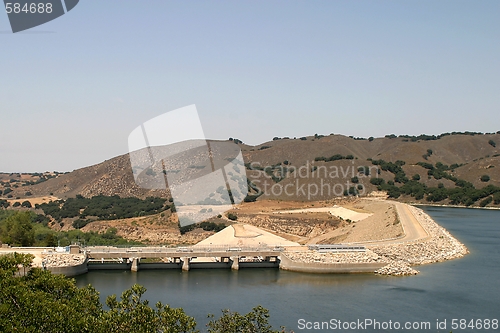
[0,253,290,333]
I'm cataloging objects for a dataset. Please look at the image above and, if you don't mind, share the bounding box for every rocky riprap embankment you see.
[375,261,419,276]
[42,254,86,267]
[283,249,385,264]
[370,206,469,266]
[283,205,468,276]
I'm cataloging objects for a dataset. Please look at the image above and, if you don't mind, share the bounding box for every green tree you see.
[0,253,102,333]
[100,284,198,333]
[0,211,35,246]
[207,306,287,333]
[44,233,58,247]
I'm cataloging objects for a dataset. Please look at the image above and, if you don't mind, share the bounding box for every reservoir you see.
[75,207,500,332]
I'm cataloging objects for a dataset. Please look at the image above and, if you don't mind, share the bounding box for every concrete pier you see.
[230,256,239,270]
[181,257,190,271]
[131,258,139,272]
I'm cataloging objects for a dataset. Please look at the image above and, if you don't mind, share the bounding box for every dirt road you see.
[357,201,429,246]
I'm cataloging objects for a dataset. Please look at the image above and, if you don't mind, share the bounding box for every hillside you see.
[1,131,500,207]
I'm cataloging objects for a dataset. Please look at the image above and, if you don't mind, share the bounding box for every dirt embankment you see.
[80,214,215,246]
[73,198,400,246]
[307,199,403,244]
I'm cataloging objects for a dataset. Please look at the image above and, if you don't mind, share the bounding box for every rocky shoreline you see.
[283,249,386,264]
[374,261,419,276]
[283,204,469,276]
[42,253,86,268]
[370,205,469,266]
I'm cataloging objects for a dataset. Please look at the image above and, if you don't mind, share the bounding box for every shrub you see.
[488,140,496,147]
[370,178,384,186]
[417,162,434,170]
[412,174,421,181]
[368,137,374,142]
[480,175,491,182]
[480,196,493,207]
[72,219,91,229]
[358,166,370,176]
[244,194,260,202]
[227,213,238,221]
[394,172,408,184]
[386,186,401,198]
[351,176,359,183]
[21,201,32,208]
[494,192,500,204]
[315,154,355,162]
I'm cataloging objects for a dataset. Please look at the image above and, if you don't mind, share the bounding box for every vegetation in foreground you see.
[0,253,290,333]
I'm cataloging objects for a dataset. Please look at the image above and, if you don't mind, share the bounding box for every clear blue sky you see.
[1,1,499,172]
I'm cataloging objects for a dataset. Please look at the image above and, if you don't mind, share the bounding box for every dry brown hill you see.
[2,132,499,205]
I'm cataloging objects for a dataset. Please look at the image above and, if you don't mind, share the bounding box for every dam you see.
[86,245,283,272]
[1,243,381,276]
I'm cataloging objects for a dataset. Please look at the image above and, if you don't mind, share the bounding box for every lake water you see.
[75,207,500,332]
